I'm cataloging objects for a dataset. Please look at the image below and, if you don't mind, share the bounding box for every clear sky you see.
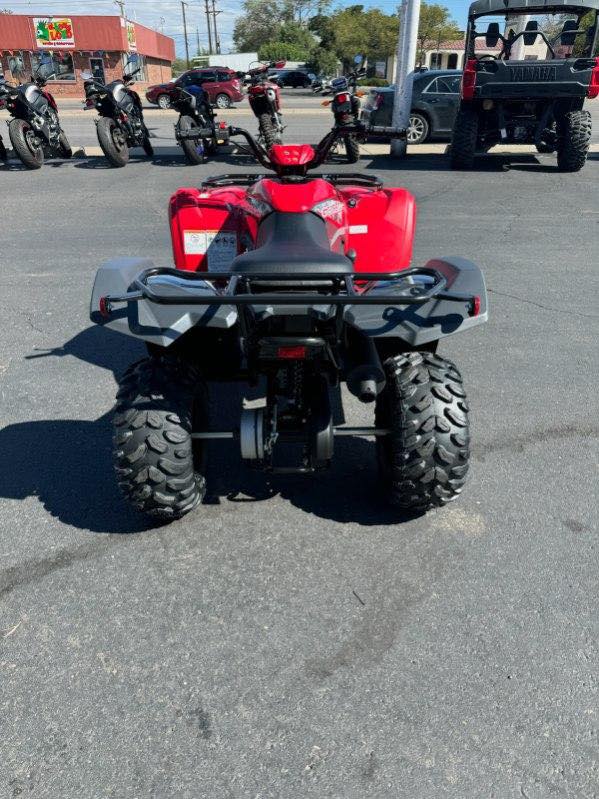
[0,0,473,56]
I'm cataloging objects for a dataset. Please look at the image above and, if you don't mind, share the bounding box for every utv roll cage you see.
[466,0,599,59]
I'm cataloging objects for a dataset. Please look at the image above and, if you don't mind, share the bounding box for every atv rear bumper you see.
[90,258,487,348]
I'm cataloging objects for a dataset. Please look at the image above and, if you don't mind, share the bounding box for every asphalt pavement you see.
[0,93,598,798]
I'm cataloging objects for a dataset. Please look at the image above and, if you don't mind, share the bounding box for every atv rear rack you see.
[201,173,383,189]
[98,266,479,316]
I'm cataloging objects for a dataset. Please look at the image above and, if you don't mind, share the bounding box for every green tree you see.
[233,0,283,51]
[258,20,317,61]
[329,6,398,70]
[416,2,462,66]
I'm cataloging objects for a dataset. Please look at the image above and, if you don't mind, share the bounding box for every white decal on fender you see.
[349,224,368,234]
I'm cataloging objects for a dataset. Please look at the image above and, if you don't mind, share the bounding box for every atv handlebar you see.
[228,123,367,172]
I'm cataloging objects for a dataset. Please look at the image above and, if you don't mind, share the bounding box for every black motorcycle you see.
[322,66,367,164]
[82,55,153,168]
[2,56,71,169]
[172,85,226,165]
[0,78,10,161]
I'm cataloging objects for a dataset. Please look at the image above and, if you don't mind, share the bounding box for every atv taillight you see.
[99,296,111,318]
[461,58,477,101]
[277,346,307,359]
[470,295,481,317]
[587,57,599,99]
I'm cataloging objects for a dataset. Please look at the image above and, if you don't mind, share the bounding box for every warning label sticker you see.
[183,230,238,272]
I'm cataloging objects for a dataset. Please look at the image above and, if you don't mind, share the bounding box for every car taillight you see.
[461,58,477,101]
[587,57,599,98]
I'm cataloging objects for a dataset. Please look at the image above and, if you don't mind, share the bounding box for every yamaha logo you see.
[509,65,557,82]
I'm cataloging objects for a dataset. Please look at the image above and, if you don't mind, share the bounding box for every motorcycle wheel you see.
[178,116,205,165]
[96,117,129,168]
[8,118,44,169]
[343,135,360,164]
[58,130,72,159]
[258,113,279,150]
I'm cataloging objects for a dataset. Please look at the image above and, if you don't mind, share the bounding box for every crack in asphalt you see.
[473,423,599,459]
[488,287,599,320]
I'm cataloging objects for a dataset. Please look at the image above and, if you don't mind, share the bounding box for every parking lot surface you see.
[0,98,598,798]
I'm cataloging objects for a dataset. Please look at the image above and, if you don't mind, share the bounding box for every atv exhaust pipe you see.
[345,335,386,404]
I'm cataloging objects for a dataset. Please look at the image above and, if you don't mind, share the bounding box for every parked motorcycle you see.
[246,61,285,148]
[322,63,367,163]
[0,77,10,161]
[82,54,153,168]
[2,54,71,169]
[172,85,227,165]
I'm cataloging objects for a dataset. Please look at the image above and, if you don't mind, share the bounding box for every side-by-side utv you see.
[451,0,599,170]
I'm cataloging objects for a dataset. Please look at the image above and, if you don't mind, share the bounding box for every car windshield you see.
[469,9,599,59]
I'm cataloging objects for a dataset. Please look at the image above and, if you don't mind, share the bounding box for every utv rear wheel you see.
[343,135,360,163]
[97,117,129,167]
[113,356,207,520]
[375,352,470,512]
[179,115,205,164]
[8,118,44,169]
[258,113,279,149]
[450,105,479,170]
[556,109,591,173]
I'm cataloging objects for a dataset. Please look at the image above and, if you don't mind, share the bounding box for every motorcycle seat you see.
[231,211,352,275]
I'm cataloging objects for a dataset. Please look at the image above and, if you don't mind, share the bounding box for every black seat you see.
[231,212,353,275]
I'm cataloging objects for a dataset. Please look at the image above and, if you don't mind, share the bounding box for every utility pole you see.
[211,0,221,55]
[390,0,421,157]
[196,26,200,57]
[204,0,214,55]
[114,0,126,17]
[181,1,190,69]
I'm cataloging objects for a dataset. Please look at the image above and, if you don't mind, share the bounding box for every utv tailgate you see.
[473,58,596,99]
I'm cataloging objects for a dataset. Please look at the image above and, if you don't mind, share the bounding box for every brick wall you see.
[0,51,172,98]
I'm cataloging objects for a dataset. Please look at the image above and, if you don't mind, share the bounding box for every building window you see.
[122,53,147,82]
[6,51,28,81]
[447,53,458,69]
[31,51,75,81]
[430,52,443,69]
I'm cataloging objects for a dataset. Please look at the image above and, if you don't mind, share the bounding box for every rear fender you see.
[344,256,488,346]
[89,257,238,347]
[342,187,416,273]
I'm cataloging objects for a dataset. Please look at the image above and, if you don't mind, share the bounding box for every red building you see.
[0,15,175,97]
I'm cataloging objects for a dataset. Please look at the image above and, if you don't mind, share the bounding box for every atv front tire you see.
[450,105,479,170]
[375,352,470,512]
[258,113,278,150]
[97,117,129,167]
[8,118,44,169]
[556,109,591,172]
[343,135,360,164]
[113,356,207,520]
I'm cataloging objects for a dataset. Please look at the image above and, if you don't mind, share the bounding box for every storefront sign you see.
[127,21,137,51]
[33,17,75,49]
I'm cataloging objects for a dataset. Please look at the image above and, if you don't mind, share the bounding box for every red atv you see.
[91,126,487,521]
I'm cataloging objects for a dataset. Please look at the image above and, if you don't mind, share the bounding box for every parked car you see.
[269,69,313,88]
[361,69,461,144]
[146,68,243,110]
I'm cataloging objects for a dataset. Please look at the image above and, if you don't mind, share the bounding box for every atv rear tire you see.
[450,105,479,170]
[375,352,470,512]
[8,118,44,169]
[97,116,129,168]
[58,130,72,158]
[113,356,207,520]
[179,115,205,164]
[556,109,591,173]
[258,113,279,150]
[343,135,360,163]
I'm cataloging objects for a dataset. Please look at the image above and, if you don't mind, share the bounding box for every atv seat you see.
[231,211,353,275]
